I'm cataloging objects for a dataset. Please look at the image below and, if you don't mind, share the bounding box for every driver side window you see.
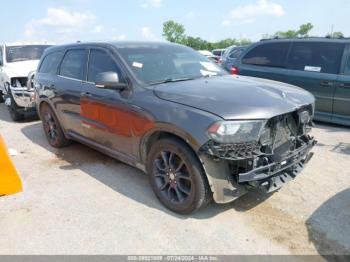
[87,49,124,83]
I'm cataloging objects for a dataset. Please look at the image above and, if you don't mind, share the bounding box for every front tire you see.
[147,137,212,214]
[40,103,70,148]
[0,91,4,103]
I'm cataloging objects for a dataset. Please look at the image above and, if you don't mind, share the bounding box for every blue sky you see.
[1,0,349,44]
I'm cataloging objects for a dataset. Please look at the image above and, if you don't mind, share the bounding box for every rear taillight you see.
[230,66,239,75]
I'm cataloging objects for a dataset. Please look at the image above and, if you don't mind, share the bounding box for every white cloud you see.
[92,25,104,33]
[222,20,231,27]
[185,11,195,19]
[222,0,284,26]
[113,34,127,41]
[141,26,158,41]
[141,0,163,8]
[25,7,97,37]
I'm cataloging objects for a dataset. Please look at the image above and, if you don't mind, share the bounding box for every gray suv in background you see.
[34,42,316,214]
[230,38,350,126]
[220,45,248,72]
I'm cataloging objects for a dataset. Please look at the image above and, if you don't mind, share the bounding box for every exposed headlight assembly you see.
[208,120,267,143]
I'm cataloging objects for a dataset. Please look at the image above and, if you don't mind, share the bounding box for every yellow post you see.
[0,135,22,196]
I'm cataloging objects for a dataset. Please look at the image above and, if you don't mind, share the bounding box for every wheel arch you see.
[37,99,69,139]
[140,124,204,165]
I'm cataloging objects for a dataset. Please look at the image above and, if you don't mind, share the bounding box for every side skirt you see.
[67,131,147,173]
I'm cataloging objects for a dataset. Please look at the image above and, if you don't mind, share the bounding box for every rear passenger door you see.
[56,49,88,135]
[239,42,291,83]
[333,44,350,125]
[285,41,344,122]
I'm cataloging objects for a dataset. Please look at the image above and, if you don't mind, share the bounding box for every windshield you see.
[6,45,51,63]
[117,44,227,84]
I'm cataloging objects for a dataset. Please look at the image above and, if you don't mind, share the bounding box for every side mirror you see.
[95,72,127,90]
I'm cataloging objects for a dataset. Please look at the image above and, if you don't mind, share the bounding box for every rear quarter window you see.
[242,42,290,68]
[286,42,345,74]
[38,51,62,74]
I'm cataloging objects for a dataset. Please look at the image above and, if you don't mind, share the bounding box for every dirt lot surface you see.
[0,103,349,255]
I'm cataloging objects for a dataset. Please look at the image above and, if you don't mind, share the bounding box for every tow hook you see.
[5,97,11,107]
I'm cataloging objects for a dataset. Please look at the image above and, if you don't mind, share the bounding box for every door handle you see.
[320,81,334,87]
[80,91,92,97]
[339,83,350,88]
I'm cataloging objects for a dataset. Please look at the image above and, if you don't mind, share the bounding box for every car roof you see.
[259,37,350,44]
[44,41,186,53]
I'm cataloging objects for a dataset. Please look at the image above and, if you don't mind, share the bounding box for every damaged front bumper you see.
[5,73,36,110]
[199,106,317,204]
[238,138,316,193]
[8,87,36,109]
[199,136,316,204]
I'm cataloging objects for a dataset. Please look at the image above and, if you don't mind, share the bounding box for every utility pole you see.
[330,24,334,36]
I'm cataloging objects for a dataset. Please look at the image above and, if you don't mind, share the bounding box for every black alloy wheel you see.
[40,104,70,148]
[147,137,212,214]
[153,150,193,204]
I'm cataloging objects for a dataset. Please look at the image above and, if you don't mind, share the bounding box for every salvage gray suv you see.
[34,42,316,214]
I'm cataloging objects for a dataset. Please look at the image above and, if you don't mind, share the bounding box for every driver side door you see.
[81,48,134,156]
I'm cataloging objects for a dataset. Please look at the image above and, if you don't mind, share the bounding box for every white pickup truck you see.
[0,43,52,121]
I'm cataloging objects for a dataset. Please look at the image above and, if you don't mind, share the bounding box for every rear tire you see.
[147,137,212,214]
[7,90,24,121]
[40,103,70,148]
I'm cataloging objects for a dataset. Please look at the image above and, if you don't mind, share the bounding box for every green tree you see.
[162,20,186,44]
[298,23,313,36]
[274,23,314,38]
[162,20,252,50]
[330,31,344,38]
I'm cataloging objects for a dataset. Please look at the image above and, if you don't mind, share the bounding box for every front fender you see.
[139,122,203,164]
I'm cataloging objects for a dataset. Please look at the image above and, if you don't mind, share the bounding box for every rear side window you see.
[286,42,344,74]
[242,43,289,68]
[60,49,87,80]
[229,48,244,59]
[38,52,62,74]
[212,50,222,56]
[87,49,123,83]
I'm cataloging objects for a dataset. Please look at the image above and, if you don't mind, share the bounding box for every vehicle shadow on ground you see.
[316,142,350,156]
[314,121,349,133]
[0,104,38,123]
[21,122,272,219]
[306,188,350,255]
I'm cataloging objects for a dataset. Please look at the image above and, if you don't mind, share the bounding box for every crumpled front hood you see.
[3,60,39,77]
[153,75,315,120]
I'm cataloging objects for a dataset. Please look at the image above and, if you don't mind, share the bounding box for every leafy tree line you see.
[162,20,251,50]
[163,20,347,51]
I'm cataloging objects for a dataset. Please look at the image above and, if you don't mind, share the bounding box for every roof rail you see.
[260,36,350,41]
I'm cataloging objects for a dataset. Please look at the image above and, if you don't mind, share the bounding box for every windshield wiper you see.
[149,77,196,86]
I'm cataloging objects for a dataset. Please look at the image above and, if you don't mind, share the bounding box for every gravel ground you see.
[0,103,349,255]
